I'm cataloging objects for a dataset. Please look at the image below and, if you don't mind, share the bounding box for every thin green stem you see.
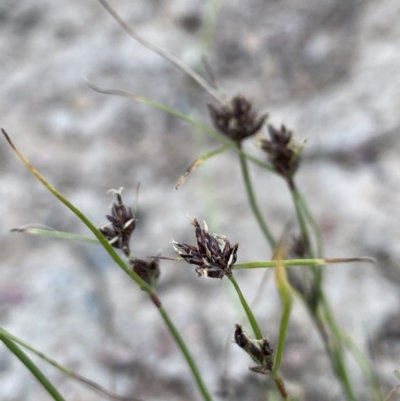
[288,183,357,400]
[296,191,324,258]
[319,294,357,401]
[273,284,292,374]
[234,257,374,269]
[238,144,275,249]
[228,275,263,340]
[0,332,66,401]
[157,306,213,401]
[199,0,223,56]
[290,185,313,258]
[337,328,382,401]
[296,190,324,290]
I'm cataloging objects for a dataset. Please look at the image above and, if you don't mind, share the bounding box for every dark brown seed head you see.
[259,124,300,180]
[130,255,160,288]
[172,218,238,279]
[233,324,274,373]
[208,95,267,143]
[99,188,137,256]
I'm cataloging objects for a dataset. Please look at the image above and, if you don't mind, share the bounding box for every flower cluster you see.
[258,124,300,181]
[130,256,160,288]
[234,324,274,374]
[98,188,136,257]
[172,218,238,279]
[208,95,267,143]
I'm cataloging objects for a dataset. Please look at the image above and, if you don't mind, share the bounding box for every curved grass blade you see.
[0,328,143,401]
[238,145,275,248]
[11,227,99,244]
[175,144,232,190]
[385,384,400,401]
[272,240,292,374]
[96,0,223,104]
[0,331,66,401]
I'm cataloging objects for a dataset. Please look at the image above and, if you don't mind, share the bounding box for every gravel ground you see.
[1,0,400,400]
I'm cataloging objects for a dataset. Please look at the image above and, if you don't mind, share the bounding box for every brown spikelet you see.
[208,95,267,143]
[172,218,238,279]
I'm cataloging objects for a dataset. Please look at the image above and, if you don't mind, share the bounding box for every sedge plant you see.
[0,1,388,400]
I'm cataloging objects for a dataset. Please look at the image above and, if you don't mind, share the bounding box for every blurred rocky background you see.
[1,0,400,400]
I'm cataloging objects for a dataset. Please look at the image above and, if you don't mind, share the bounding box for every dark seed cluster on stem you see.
[234,324,274,374]
[208,95,267,143]
[172,217,238,279]
[98,188,136,257]
[130,255,160,288]
[258,124,300,182]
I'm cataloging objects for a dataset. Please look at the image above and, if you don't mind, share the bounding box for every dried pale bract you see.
[130,256,160,288]
[98,188,136,256]
[234,324,274,373]
[208,95,267,143]
[259,124,300,181]
[172,218,238,279]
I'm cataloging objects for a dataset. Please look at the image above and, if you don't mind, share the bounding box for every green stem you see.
[290,185,313,258]
[228,275,263,340]
[234,257,374,269]
[157,306,213,401]
[238,144,275,249]
[337,328,382,401]
[296,190,324,290]
[296,191,324,258]
[319,294,357,401]
[273,284,292,373]
[288,183,357,400]
[0,332,66,401]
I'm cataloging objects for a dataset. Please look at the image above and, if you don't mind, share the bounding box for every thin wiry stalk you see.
[199,0,224,57]
[0,328,143,401]
[157,306,213,401]
[319,295,358,401]
[289,186,360,401]
[385,385,400,401]
[297,191,324,258]
[2,129,213,401]
[272,245,292,374]
[238,144,276,248]
[0,332,66,401]
[295,190,324,291]
[337,328,383,401]
[97,0,224,104]
[290,185,313,258]
[228,275,263,340]
[11,227,99,244]
[229,276,288,399]
[234,257,375,269]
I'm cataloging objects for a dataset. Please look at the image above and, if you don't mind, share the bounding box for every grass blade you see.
[0,331,66,401]
[11,227,99,244]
